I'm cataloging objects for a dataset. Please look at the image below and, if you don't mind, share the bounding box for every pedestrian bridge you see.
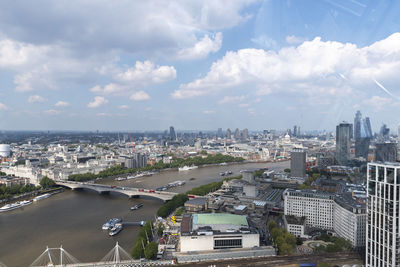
[56,180,178,202]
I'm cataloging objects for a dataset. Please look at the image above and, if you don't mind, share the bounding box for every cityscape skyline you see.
[1,1,400,131]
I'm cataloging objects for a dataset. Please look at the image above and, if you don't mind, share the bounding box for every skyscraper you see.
[169,126,177,141]
[379,124,390,141]
[217,128,223,138]
[290,149,306,178]
[366,162,400,266]
[336,122,351,165]
[226,128,231,139]
[234,128,240,139]
[243,128,249,140]
[354,111,372,159]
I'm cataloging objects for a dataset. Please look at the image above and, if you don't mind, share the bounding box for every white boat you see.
[102,218,122,230]
[115,177,126,181]
[33,193,51,202]
[127,173,145,179]
[109,223,123,236]
[178,166,198,171]
[0,200,32,212]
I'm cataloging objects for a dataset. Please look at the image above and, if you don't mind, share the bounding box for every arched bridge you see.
[56,180,178,202]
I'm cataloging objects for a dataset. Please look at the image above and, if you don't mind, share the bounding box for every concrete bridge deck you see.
[56,180,178,202]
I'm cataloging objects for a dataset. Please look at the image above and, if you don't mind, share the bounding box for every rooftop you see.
[193,213,248,227]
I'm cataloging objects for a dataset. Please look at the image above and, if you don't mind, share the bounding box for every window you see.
[214,238,242,249]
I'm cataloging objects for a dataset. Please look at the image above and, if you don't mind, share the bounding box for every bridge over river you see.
[56,180,178,202]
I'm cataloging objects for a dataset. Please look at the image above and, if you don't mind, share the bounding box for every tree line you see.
[131,221,158,259]
[68,154,244,182]
[267,220,297,255]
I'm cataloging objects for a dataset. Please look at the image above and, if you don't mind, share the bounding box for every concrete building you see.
[375,142,398,162]
[333,193,366,248]
[290,149,306,178]
[242,170,255,183]
[283,215,307,238]
[234,128,240,140]
[366,162,400,267]
[336,122,352,165]
[180,213,259,252]
[243,128,249,141]
[184,198,208,213]
[284,189,334,230]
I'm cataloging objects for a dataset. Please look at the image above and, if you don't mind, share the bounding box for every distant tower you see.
[226,128,231,139]
[335,122,351,165]
[169,126,177,141]
[217,128,223,138]
[234,128,240,139]
[293,126,298,137]
[354,111,371,159]
[290,149,306,178]
[379,124,390,141]
[243,128,249,140]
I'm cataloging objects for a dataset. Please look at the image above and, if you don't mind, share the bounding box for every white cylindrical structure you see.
[0,144,11,158]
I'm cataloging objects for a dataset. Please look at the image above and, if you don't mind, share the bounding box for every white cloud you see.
[87,96,108,108]
[55,101,69,107]
[218,95,247,104]
[130,91,150,101]
[203,110,216,114]
[118,105,130,110]
[177,32,223,60]
[286,35,307,44]
[173,33,400,100]
[28,94,46,103]
[0,39,47,69]
[115,61,176,84]
[362,96,395,111]
[0,102,8,110]
[44,109,60,115]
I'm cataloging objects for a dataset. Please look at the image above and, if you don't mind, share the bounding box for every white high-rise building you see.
[366,162,400,267]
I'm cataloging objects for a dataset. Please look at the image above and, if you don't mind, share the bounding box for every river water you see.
[0,161,288,267]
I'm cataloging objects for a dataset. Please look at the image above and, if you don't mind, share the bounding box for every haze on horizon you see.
[1,1,400,132]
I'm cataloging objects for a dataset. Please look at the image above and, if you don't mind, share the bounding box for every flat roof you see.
[193,213,248,227]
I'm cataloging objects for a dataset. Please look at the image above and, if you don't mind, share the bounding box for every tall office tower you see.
[366,162,400,267]
[243,128,249,140]
[169,126,177,141]
[375,142,398,162]
[297,126,300,136]
[234,128,240,139]
[290,148,306,178]
[379,124,390,141]
[354,111,372,159]
[217,128,223,138]
[293,125,298,137]
[336,122,352,165]
[354,110,362,143]
[226,128,231,139]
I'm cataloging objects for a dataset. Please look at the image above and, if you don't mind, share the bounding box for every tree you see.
[284,168,291,173]
[317,263,332,267]
[157,223,164,236]
[267,220,277,232]
[144,241,158,260]
[40,176,56,189]
[200,150,208,155]
[131,237,145,259]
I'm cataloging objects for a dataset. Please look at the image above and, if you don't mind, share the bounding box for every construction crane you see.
[128,134,136,154]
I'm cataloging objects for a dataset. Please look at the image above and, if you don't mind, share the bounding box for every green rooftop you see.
[193,213,248,227]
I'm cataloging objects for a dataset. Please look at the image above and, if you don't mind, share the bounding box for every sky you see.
[1,0,400,132]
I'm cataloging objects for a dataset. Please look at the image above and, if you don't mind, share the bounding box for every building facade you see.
[284,189,334,230]
[290,149,306,178]
[375,142,398,162]
[333,194,366,247]
[366,162,400,267]
[336,122,352,165]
